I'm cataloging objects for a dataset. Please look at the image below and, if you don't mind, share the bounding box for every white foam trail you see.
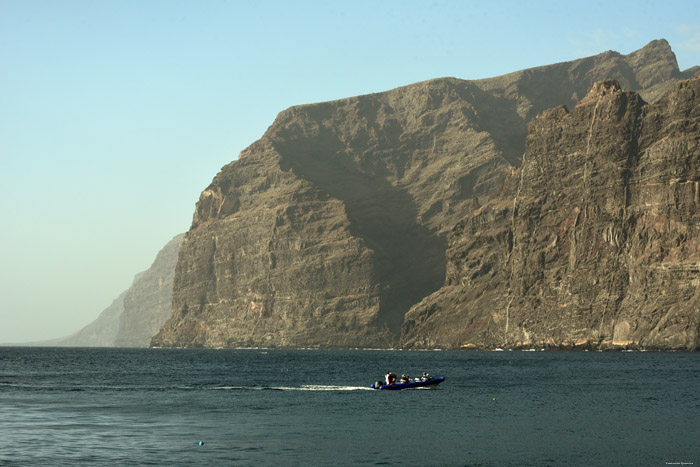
[301,385,373,391]
[275,385,373,391]
[210,385,373,391]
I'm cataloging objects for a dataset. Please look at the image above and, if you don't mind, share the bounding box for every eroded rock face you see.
[152,39,700,349]
[402,76,700,350]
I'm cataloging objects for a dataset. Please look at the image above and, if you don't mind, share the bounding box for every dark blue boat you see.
[371,376,445,390]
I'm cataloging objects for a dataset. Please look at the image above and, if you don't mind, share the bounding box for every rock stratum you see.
[152,39,700,350]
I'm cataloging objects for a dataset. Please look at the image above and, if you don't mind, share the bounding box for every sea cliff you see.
[151,40,700,349]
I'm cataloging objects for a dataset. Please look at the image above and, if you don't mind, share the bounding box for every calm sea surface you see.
[0,347,698,466]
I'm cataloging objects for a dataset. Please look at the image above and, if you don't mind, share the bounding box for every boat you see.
[371,376,445,390]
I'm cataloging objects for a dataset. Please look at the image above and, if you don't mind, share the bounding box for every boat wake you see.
[291,385,373,391]
[0,382,374,392]
[211,385,373,392]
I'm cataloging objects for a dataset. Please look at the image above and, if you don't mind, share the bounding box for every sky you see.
[2,0,700,343]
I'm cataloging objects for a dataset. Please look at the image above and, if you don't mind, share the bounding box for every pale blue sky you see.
[2,0,700,343]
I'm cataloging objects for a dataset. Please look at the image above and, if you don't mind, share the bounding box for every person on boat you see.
[421,371,431,381]
[385,371,397,385]
[400,374,410,384]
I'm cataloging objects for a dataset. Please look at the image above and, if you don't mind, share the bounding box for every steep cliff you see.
[113,233,184,346]
[152,39,698,349]
[402,77,700,350]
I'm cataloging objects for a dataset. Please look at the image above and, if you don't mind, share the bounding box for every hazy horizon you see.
[3,0,700,343]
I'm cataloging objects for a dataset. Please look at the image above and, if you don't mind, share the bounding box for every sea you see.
[0,347,698,466]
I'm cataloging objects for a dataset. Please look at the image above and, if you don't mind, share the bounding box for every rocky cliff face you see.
[402,77,700,350]
[152,39,700,349]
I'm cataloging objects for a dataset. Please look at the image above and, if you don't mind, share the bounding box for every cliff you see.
[402,77,700,350]
[114,233,185,346]
[152,39,700,349]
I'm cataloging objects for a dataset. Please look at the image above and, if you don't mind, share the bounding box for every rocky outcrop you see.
[152,39,698,349]
[402,76,700,350]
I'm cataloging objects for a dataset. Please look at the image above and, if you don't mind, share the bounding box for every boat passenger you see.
[400,374,410,384]
[421,371,431,381]
[386,371,397,385]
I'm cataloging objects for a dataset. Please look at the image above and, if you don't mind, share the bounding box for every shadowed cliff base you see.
[275,134,447,335]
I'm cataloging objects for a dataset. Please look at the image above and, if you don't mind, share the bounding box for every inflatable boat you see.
[371,376,445,390]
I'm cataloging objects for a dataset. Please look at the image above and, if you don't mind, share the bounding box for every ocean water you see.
[0,347,698,466]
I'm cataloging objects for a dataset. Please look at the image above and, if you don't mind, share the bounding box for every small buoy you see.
[199,441,204,446]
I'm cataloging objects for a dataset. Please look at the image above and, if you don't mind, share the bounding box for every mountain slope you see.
[36,234,184,347]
